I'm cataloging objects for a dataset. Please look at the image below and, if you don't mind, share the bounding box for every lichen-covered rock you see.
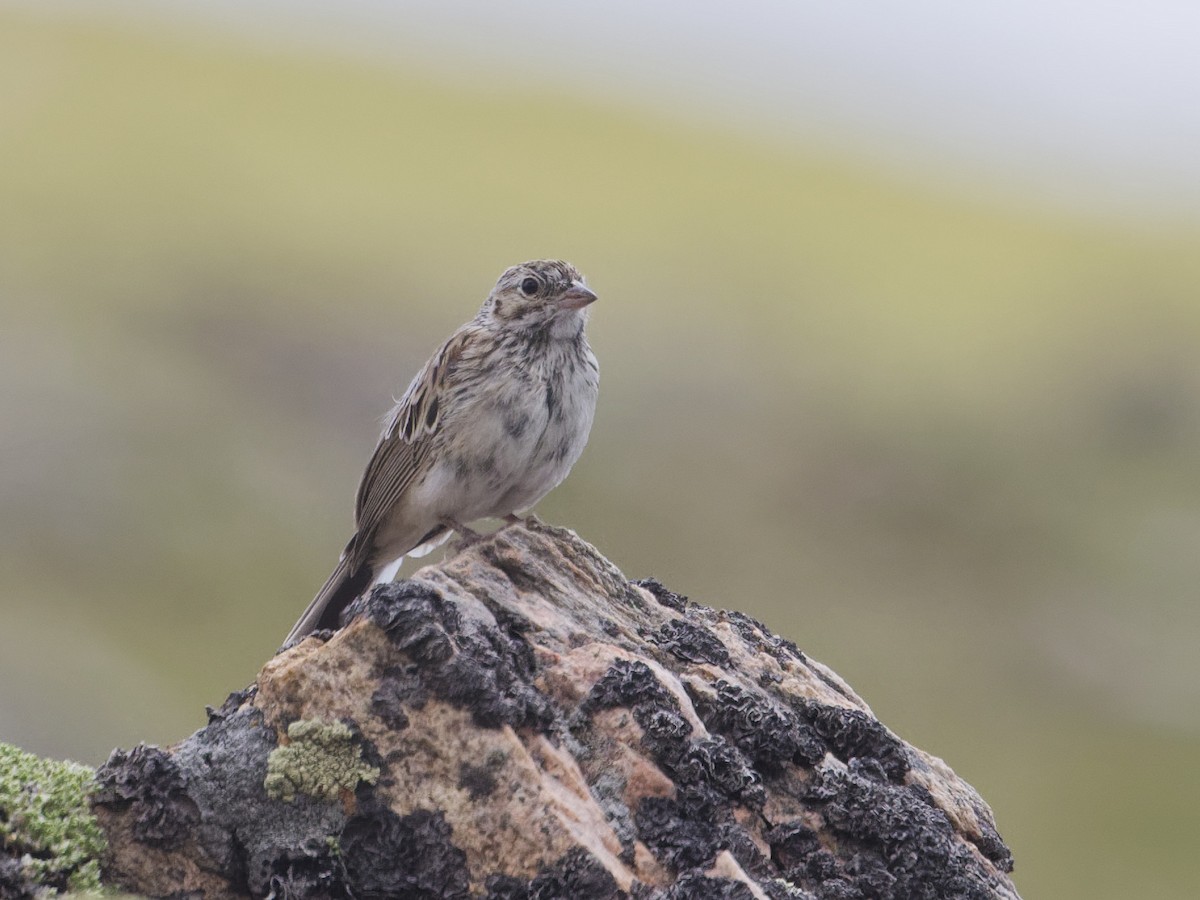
[0,741,105,897]
[264,719,380,803]
[88,522,1019,899]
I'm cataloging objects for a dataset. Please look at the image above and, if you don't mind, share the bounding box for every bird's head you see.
[482,260,597,336]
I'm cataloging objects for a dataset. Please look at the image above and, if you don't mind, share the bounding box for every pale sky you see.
[13,0,1200,219]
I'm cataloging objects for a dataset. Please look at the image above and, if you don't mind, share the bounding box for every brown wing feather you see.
[350,326,478,560]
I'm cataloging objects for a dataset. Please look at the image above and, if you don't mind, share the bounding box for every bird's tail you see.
[283,554,374,646]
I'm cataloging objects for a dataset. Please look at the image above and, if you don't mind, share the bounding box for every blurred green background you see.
[2,6,1199,898]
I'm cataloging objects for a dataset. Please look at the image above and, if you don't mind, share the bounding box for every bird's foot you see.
[445,518,486,553]
[504,512,544,529]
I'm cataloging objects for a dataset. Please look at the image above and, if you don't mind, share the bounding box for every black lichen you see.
[663,872,758,900]
[722,611,806,666]
[635,706,694,758]
[583,662,768,819]
[762,880,819,900]
[633,782,770,880]
[634,796,730,872]
[582,660,680,715]
[583,663,754,806]
[93,743,198,849]
[0,856,38,900]
[347,581,459,664]
[842,853,898,897]
[340,806,470,900]
[262,838,344,900]
[484,848,623,900]
[647,619,732,667]
[351,581,555,732]
[670,737,765,810]
[767,821,903,899]
[789,843,894,897]
[797,702,910,783]
[429,634,554,732]
[969,801,1015,872]
[689,680,825,772]
[799,765,999,900]
[631,578,690,611]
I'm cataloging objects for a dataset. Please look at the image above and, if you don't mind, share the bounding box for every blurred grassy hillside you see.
[2,10,1199,899]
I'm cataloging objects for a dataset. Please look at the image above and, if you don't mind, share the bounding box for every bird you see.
[284,259,599,644]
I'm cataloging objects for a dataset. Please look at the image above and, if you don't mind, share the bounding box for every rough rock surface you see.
[89,522,1019,900]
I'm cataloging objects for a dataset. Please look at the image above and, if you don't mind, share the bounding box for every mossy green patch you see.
[0,741,106,893]
[264,720,379,804]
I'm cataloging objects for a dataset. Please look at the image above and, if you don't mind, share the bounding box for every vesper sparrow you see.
[284,260,599,643]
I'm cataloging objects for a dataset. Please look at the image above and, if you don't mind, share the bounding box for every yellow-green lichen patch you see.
[0,741,106,893]
[264,720,379,804]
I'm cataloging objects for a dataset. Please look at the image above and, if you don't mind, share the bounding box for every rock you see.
[78,522,1019,898]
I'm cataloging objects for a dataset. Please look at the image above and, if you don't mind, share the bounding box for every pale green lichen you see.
[263,720,378,803]
[0,741,106,893]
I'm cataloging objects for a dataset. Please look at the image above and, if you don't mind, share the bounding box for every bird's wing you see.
[350,325,481,558]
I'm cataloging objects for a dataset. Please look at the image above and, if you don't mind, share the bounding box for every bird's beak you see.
[559,280,598,310]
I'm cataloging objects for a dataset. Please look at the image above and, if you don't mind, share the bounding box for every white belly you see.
[411,343,597,524]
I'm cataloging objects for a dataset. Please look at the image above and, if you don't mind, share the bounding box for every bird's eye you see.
[520,276,540,297]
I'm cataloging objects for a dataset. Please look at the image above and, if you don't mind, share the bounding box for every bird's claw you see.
[504,512,543,529]
[445,519,485,553]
